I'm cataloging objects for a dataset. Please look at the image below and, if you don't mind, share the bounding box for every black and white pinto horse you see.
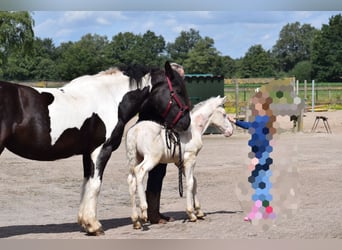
[0,62,190,235]
[126,96,233,229]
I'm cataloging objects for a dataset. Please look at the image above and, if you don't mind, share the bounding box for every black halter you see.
[161,76,189,129]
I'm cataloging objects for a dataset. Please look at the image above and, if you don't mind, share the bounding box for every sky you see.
[32,11,341,59]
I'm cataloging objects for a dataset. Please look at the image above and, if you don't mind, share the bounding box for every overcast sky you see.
[32,11,341,59]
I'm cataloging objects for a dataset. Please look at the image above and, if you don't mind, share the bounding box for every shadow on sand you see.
[0,209,242,238]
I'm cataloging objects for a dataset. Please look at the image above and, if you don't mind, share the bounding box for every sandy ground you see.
[0,110,341,239]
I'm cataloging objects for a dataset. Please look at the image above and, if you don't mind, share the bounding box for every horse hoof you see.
[86,227,105,236]
[188,215,197,222]
[133,221,142,230]
[196,211,205,219]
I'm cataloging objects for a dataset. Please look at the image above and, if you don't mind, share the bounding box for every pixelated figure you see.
[230,90,276,222]
[232,79,305,230]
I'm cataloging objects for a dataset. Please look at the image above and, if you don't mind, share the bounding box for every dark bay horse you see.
[0,61,190,235]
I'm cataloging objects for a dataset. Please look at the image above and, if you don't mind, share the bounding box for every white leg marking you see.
[78,146,104,234]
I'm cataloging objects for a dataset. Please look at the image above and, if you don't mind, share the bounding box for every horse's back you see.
[0,81,45,120]
[126,121,165,159]
[126,121,163,148]
[126,121,186,164]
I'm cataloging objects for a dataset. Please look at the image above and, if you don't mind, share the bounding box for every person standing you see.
[228,89,277,222]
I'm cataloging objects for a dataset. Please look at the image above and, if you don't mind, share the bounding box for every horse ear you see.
[164,61,174,79]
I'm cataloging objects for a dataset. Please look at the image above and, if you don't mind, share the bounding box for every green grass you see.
[328,104,342,110]
[225,82,342,113]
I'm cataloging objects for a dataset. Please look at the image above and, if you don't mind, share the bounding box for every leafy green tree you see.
[272,22,318,72]
[289,60,312,82]
[239,45,275,78]
[0,11,34,76]
[56,34,110,80]
[140,30,166,66]
[221,55,237,78]
[183,37,222,74]
[311,14,342,82]
[1,52,31,80]
[2,38,58,81]
[107,32,142,66]
[54,41,79,80]
[166,28,202,65]
[107,30,165,67]
[29,38,58,80]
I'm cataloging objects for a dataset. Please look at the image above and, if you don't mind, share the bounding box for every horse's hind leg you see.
[78,145,112,235]
[135,159,156,224]
[127,172,141,229]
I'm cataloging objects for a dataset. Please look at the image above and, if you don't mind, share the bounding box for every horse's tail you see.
[125,125,138,172]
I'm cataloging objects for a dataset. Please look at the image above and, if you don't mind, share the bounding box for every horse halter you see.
[161,76,189,128]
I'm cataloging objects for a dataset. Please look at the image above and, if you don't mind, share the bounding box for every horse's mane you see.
[97,67,120,75]
[62,65,161,90]
[119,64,160,89]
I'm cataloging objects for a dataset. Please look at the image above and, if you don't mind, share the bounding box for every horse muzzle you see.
[223,128,233,137]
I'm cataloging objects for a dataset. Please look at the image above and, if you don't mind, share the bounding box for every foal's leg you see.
[127,172,141,229]
[78,145,112,235]
[193,176,205,218]
[135,158,157,224]
[184,160,197,222]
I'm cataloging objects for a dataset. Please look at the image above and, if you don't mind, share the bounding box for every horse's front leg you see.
[184,159,197,222]
[78,145,111,235]
[193,176,205,219]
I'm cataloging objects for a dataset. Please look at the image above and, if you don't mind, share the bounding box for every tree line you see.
[0,11,341,82]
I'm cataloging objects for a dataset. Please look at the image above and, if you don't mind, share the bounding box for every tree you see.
[107,31,165,67]
[221,55,237,78]
[183,37,222,74]
[30,38,59,80]
[166,28,202,65]
[0,11,34,75]
[140,30,166,66]
[311,14,342,82]
[107,32,143,66]
[272,22,317,72]
[289,61,312,82]
[239,45,275,78]
[56,34,109,80]
[2,37,59,81]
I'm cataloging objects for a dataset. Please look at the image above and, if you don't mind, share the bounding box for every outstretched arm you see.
[228,116,251,130]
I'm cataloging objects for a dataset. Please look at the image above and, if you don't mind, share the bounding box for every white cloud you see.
[96,17,111,25]
[63,11,93,23]
[32,11,342,59]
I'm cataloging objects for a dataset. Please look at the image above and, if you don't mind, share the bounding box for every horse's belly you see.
[5,142,77,161]
[5,113,108,161]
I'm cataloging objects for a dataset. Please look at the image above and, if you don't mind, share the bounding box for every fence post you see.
[234,78,239,118]
[304,80,307,100]
[312,80,315,112]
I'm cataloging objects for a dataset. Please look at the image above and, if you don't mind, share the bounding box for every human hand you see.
[228,116,236,123]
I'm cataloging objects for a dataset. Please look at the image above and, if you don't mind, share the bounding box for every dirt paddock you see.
[0,111,341,239]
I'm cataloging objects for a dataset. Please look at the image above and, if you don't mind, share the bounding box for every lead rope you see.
[165,128,184,197]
